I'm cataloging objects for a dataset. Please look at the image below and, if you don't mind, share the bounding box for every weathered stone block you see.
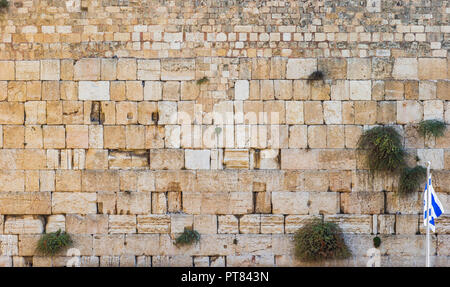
[272,191,309,214]
[117,59,137,80]
[40,60,60,80]
[392,58,418,79]
[0,192,51,214]
[161,59,195,81]
[109,215,136,233]
[341,191,384,214]
[286,59,316,79]
[218,215,239,234]
[324,214,372,234]
[78,81,110,101]
[52,192,97,214]
[0,61,15,80]
[185,149,210,170]
[137,215,170,233]
[74,59,100,80]
[4,216,44,234]
[16,61,39,80]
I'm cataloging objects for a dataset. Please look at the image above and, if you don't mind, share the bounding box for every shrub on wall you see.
[36,229,73,256]
[175,228,200,246]
[357,126,406,172]
[418,119,446,139]
[0,0,8,9]
[398,165,427,194]
[294,218,351,261]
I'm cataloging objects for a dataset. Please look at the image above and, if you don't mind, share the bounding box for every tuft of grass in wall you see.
[175,228,200,246]
[418,119,446,139]
[196,76,209,85]
[294,218,351,262]
[357,126,406,172]
[398,165,426,194]
[373,236,381,248]
[0,0,9,9]
[307,71,325,82]
[36,229,73,256]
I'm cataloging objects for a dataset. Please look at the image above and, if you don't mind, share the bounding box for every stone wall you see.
[0,0,449,267]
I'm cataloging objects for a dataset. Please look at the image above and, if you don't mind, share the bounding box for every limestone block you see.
[272,191,309,214]
[418,58,447,80]
[52,192,97,214]
[78,81,109,101]
[347,58,371,79]
[117,58,137,80]
[0,102,24,124]
[437,81,449,100]
[235,80,249,100]
[0,235,18,256]
[308,126,326,148]
[82,170,119,192]
[150,149,184,170]
[424,100,444,120]
[341,191,384,214]
[137,60,160,80]
[137,215,170,233]
[349,80,371,100]
[40,60,60,80]
[286,59,316,79]
[158,101,177,124]
[392,58,418,79]
[331,80,350,100]
[74,58,100,80]
[274,80,292,100]
[318,58,347,79]
[185,149,210,170]
[260,215,284,234]
[303,101,323,124]
[93,234,124,256]
[66,214,108,234]
[327,125,344,148]
[318,150,356,170]
[162,81,179,101]
[371,58,393,79]
[3,125,24,148]
[161,58,195,80]
[193,256,210,267]
[251,58,270,79]
[417,149,444,169]
[235,234,272,255]
[170,214,193,234]
[16,61,40,80]
[288,125,307,148]
[181,81,200,100]
[218,215,239,234]
[229,192,253,214]
[419,81,436,100]
[239,214,261,234]
[324,214,372,234]
[323,101,342,124]
[285,101,303,124]
[309,192,339,215]
[0,61,15,80]
[386,192,421,214]
[125,234,160,256]
[281,149,319,170]
[193,215,217,234]
[396,214,419,234]
[4,216,44,234]
[55,170,81,192]
[285,215,320,233]
[224,149,249,169]
[396,100,423,124]
[116,192,151,215]
[8,81,26,101]
[100,58,117,80]
[46,215,65,233]
[377,101,396,124]
[152,192,167,214]
[0,192,51,214]
[381,235,435,257]
[354,101,377,124]
[109,215,136,234]
[152,255,192,267]
[227,255,275,267]
[198,234,235,256]
[385,81,404,100]
[270,57,287,79]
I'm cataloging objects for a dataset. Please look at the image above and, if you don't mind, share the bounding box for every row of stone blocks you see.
[0,232,449,267]
[0,188,448,215]
[1,168,450,191]
[0,58,447,81]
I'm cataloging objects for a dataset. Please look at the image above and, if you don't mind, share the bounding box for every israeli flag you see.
[423,174,445,232]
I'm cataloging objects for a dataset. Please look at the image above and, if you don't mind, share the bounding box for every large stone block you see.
[78,81,110,101]
[0,103,24,124]
[185,149,210,170]
[235,80,249,100]
[0,61,15,80]
[66,214,108,234]
[74,58,100,80]
[272,191,309,214]
[52,192,97,214]
[4,216,44,234]
[392,58,418,79]
[15,61,40,80]
[150,149,184,170]
[418,58,447,80]
[109,215,136,234]
[40,60,60,80]
[137,60,160,80]
[161,59,195,80]
[137,215,170,233]
[324,214,372,233]
[341,191,384,214]
[0,192,51,214]
[286,59,316,79]
[281,149,319,170]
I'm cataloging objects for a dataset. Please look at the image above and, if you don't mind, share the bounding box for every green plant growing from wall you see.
[373,236,381,248]
[417,119,446,139]
[196,76,209,85]
[36,229,73,256]
[398,165,427,194]
[294,218,351,262]
[175,228,200,246]
[0,0,9,9]
[357,126,406,172]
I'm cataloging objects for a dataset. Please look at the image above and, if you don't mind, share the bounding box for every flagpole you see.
[426,161,431,267]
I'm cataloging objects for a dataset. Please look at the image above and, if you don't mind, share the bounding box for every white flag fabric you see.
[423,174,445,232]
